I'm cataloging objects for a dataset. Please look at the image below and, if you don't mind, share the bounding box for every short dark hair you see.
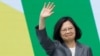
[53,16,82,43]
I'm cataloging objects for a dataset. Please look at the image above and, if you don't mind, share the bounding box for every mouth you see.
[64,34,72,37]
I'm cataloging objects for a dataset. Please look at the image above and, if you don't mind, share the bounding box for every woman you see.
[35,2,92,56]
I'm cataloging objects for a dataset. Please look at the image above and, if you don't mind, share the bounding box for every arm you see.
[36,2,55,55]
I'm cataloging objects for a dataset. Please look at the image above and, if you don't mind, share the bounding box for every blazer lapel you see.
[62,43,72,56]
[75,42,83,56]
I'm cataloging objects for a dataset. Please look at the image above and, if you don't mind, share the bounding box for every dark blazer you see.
[35,26,93,56]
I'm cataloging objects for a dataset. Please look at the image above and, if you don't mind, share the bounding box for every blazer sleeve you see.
[87,47,93,56]
[35,26,55,55]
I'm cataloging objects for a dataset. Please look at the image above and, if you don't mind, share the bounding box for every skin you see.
[60,21,76,41]
[39,2,55,30]
[60,21,76,48]
[39,2,76,48]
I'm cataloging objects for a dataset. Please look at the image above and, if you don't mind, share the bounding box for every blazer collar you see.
[62,41,83,56]
[75,41,83,56]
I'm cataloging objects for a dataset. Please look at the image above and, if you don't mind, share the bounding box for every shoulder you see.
[76,42,92,54]
[76,41,91,50]
[76,42,93,56]
[53,40,64,48]
[54,40,61,46]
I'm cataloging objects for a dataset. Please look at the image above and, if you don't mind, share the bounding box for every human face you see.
[60,21,76,42]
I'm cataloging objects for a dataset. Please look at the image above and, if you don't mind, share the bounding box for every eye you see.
[68,27,74,30]
[69,28,73,29]
[61,29,66,31]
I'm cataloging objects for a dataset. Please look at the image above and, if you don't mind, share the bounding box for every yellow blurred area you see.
[0,2,34,56]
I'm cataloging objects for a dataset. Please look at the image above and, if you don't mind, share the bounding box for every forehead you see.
[61,21,74,28]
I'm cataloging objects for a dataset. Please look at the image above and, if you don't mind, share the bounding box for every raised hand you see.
[40,2,55,19]
[39,2,55,30]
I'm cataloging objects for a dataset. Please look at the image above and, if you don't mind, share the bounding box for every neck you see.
[65,40,76,48]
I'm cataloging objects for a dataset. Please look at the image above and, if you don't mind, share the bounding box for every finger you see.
[49,5,55,12]
[43,2,46,8]
[47,2,51,8]
[41,2,46,12]
[50,12,54,15]
[48,2,54,9]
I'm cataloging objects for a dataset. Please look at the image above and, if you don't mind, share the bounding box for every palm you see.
[41,8,51,17]
[40,2,55,18]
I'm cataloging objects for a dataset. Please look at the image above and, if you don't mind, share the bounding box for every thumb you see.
[50,12,54,15]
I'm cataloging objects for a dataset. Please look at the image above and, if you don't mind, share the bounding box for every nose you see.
[66,29,70,33]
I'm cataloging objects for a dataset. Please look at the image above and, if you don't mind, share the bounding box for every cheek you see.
[72,31,76,38]
[60,32,64,38]
[72,28,76,34]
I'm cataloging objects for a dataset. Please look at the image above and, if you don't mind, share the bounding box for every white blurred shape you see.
[90,0,100,40]
[1,0,24,13]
